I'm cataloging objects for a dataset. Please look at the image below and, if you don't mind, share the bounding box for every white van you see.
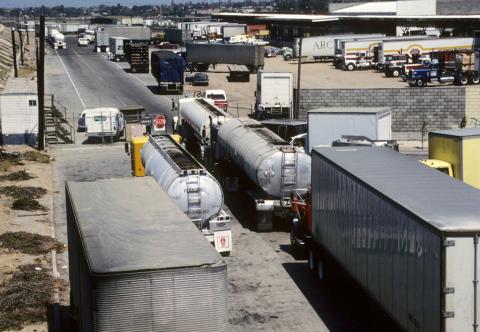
[84,108,125,139]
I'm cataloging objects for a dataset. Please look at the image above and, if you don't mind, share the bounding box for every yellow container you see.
[429,128,480,189]
[131,136,149,177]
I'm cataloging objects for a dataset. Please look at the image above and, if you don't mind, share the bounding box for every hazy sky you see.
[0,0,166,8]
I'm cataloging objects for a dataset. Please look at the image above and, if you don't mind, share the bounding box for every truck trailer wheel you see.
[346,63,355,71]
[392,69,400,77]
[416,79,426,87]
[284,54,292,61]
[472,75,480,85]
[460,76,469,86]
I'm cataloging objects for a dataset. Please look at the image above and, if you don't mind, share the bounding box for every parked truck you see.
[108,37,127,61]
[66,177,227,332]
[130,135,232,254]
[186,42,264,73]
[255,72,293,120]
[424,127,480,189]
[284,34,385,62]
[95,26,151,52]
[151,50,187,94]
[47,28,66,49]
[305,146,480,332]
[407,50,479,87]
[306,107,392,152]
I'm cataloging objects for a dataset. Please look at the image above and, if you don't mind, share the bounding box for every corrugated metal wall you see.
[312,153,442,331]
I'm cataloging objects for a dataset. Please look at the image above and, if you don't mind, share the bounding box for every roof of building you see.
[430,127,480,138]
[1,78,37,95]
[66,177,222,274]
[313,146,480,233]
[331,1,397,14]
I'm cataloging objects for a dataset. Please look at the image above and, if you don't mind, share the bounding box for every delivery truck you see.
[306,107,392,152]
[186,42,264,73]
[255,72,293,119]
[151,50,187,94]
[84,107,125,140]
[426,127,480,189]
[66,177,227,332]
[308,146,480,332]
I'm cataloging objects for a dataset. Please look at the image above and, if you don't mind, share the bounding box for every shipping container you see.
[186,43,264,72]
[310,146,480,332]
[306,107,392,152]
[0,78,38,145]
[429,127,480,189]
[67,177,227,332]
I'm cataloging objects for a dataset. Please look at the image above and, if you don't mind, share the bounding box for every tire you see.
[460,75,469,86]
[392,69,400,77]
[284,54,292,61]
[416,79,425,87]
[472,75,480,85]
[408,81,415,87]
[347,63,355,71]
[307,249,316,274]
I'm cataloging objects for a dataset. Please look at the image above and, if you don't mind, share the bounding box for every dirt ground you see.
[183,56,406,117]
[0,146,57,332]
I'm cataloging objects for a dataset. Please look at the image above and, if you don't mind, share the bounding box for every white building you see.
[0,78,38,145]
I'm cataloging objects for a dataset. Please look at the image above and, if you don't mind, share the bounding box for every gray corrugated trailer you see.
[66,177,227,332]
[95,26,151,50]
[309,147,480,332]
[186,43,264,72]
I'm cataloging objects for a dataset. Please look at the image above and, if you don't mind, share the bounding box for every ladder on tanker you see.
[186,173,203,229]
[280,148,298,205]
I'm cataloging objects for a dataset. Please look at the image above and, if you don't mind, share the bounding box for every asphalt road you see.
[46,37,401,331]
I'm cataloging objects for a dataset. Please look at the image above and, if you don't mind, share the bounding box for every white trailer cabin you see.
[0,78,38,145]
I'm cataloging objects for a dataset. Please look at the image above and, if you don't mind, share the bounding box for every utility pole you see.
[19,29,24,66]
[295,38,302,119]
[11,28,18,77]
[37,16,45,150]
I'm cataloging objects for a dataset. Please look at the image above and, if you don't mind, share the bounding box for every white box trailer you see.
[294,34,385,60]
[306,107,392,152]
[309,146,480,332]
[255,72,293,119]
[109,36,127,61]
[378,37,474,65]
[66,177,227,332]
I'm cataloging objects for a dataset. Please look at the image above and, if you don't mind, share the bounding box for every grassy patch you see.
[12,198,47,211]
[0,186,47,199]
[0,149,22,165]
[22,151,50,163]
[0,264,54,330]
[0,160,11,172]
[0,170,35,181]
[0,232,64,255]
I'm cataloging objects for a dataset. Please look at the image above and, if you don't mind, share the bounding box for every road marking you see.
[55,49,87,109]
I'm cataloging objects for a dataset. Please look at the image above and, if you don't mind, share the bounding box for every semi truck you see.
[151,51,186,94]
[66,177,227,331]
[47,28,66,49]
[108,37,127,62]
[424,127,480,189]
[305,146,480,332]
[284,34,385,62]
[130,135,232,254]
[95,26,151,52]
[186,42,264,73]
[255,72,293,120]
[407,50,479,87]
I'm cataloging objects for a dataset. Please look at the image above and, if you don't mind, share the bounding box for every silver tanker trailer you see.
[216,117,311,231]
[140,135,232,254]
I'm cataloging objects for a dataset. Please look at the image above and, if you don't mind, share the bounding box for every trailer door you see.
[444,236,479,332]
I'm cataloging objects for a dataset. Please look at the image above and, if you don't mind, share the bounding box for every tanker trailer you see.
[216,117,311,231]
[49,30,66,49]
[132,134,232,254]
[178,97,231,164]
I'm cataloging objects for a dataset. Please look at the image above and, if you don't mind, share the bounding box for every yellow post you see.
[131,136,148,177]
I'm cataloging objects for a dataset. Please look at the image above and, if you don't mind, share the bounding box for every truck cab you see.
[203,90,228,111]
[384,54,409,77]
[344,52,374,71]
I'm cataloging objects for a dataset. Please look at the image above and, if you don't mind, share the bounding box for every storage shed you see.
[0,78,38,145]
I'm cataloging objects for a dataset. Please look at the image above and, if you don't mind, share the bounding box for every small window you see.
[29,100,37,107]
[94,116,107,122]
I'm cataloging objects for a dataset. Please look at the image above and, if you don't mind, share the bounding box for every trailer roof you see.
[313,147,480,233]
[308,107,390,115]
[430,127,480,139]
[66,177,222,274]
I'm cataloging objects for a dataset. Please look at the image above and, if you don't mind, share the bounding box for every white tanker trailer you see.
[48,29,66,49]
[216,117,311,231]
[178,98,231,164]
[136,135,232,254]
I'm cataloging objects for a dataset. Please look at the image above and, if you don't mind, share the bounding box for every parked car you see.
[77,38,89,47]
[203,89,228,111]
[157,42,178,49]
[190,73,209,86]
